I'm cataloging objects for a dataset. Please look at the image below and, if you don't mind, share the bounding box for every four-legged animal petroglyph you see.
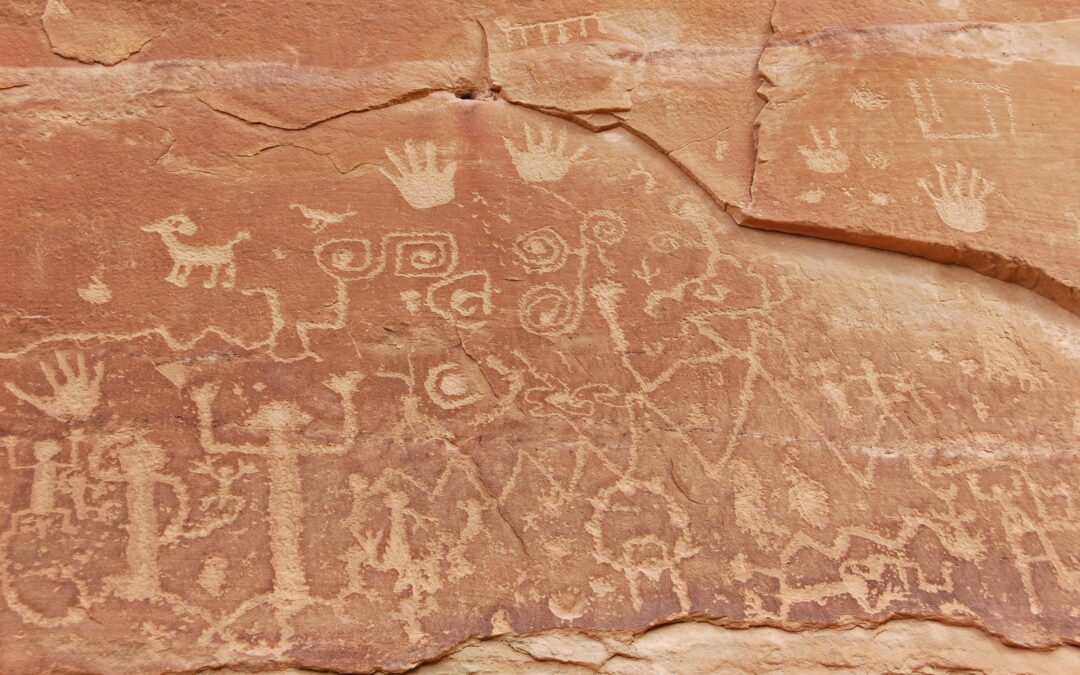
[918,162,995,233]
[141,214,250,289]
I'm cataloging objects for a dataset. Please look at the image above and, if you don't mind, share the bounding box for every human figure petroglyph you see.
[918,162,995,233]
[798,126,850,174]
[2,436,83,537]
[289,203,357,233]
[87,430,190,599]
[340,359,526,638]
[345,473,483,641]
[503,123,587,183]
[494,14,606,49]
[907,78,1016,140]
[379,140,457,209]
[4,351,104,423]
[141,214,251,289]
[192,372,362,596]
[967,471,1080,615]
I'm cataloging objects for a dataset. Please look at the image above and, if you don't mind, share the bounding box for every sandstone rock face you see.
[1,2,1078,674]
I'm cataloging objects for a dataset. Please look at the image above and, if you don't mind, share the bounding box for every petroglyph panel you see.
[2,1,1079,673]
[744,20,1080,314]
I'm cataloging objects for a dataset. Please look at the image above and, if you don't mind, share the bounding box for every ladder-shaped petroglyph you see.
[907,78,1016,140]
[918,162,995,233]
[379,140,458,209]
[797,126,850,174]
[192,372,362,596]
[494,14,606,49]
[503,123,587,183]
[141,214,251,289]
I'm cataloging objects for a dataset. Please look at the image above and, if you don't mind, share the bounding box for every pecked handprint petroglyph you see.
[918,162,995,233]
[379,140,458,209]
[504,123,587,183]
[797,126,850,174]
[5,352,105,423]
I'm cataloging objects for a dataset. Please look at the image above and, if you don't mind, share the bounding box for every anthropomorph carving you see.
[192,372,362,596]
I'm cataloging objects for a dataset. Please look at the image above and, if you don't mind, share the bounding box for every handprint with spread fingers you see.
[918,162,995,233]
[379,140,458,209]
[4,352,105,422]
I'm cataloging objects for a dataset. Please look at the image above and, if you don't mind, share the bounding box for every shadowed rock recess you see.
[1,1,1078,673]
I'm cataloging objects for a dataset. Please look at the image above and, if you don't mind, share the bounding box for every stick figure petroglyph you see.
[289,203,357,234]
[798,126,850,174]
[141,214,251,289]
[918,162,994,233]
[5,352,104,423]
[504,123,587,183]
[193,372,362,596]
[379,140,458,209]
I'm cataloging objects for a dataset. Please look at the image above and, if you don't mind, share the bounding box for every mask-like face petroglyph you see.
[1,92,1078,672]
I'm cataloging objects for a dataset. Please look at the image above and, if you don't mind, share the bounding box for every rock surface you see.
[0,1,1078,673]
